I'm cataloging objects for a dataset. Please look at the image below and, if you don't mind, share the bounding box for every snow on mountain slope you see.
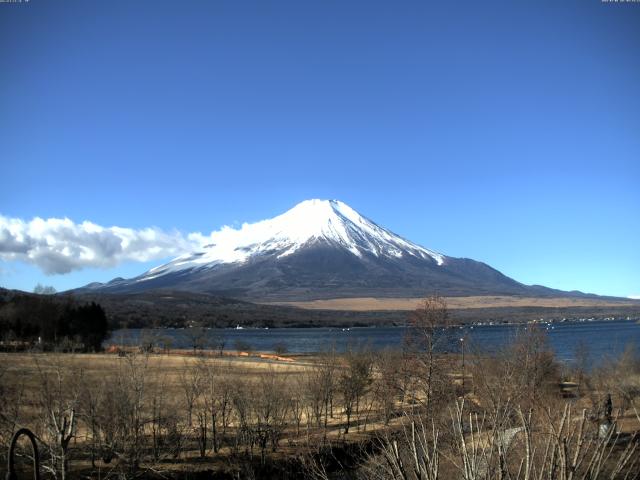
[80,199,575,300]
[77,199,598,301]
[140,199,445,281]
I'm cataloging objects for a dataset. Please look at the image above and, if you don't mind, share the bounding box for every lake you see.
[108,319,640,364]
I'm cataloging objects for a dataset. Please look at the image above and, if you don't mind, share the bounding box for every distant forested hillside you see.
[2,288,638,341]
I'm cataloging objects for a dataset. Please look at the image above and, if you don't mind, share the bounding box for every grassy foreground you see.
[1,325,640,479]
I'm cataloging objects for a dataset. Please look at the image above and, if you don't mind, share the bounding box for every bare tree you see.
[180,359,203,428]
[0,362,26,454]
[361,415,440,480]
[338,347,373,434]
[138,328,160,353]
[374,348,404,425]
[469,325,559,419]
[230,376,255,456]
[254,367,290,462]
[77,369,102,468]
[405,295,452,414]
[34,356,79,480]
[148,371,173,461]
[273,342,288,355]
[183,326,208,354]
[304,348,339,440]
[97,353,151,474]
[367,397,639,480]
[211,331,226,357]
[290,374,307,437]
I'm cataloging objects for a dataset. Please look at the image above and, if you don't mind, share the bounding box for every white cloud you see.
[629,295,640,300]
[0,215,201,275]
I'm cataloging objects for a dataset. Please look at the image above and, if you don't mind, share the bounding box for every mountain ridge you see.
[76,199,603,301]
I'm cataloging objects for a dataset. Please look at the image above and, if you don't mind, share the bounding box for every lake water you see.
[108,319,640,364]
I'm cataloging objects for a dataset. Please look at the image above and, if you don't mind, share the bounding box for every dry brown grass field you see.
[268,295,640,311]
[1,349,437,478]
[1,334,639,480]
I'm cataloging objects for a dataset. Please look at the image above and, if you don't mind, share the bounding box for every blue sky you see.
[1,0,639,297]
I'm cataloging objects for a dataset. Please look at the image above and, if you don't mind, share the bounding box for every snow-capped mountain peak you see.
[142,199,444,280]
[81,199,542,301]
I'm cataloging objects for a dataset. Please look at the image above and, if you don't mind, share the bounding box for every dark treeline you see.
[0,290,109,351]
[69,290,407,329]
[2,288,640,332]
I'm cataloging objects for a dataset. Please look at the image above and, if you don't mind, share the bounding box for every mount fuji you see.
[80,199,570,301]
